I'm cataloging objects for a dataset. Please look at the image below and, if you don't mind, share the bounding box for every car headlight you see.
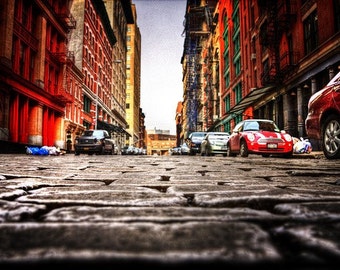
[283,134,292,142]
[247,133,255,141]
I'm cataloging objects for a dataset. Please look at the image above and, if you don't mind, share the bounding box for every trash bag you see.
[37,147,49,155]
[293,137,312,154]
[26,146,41,155]
[26,146,49,155]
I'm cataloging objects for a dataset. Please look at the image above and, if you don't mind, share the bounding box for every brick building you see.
[0,0,76,152]
[181,0,340,151]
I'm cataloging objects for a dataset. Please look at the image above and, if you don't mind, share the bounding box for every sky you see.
[133,0,187,135]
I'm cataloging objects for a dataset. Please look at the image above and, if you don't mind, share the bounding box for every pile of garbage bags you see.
[26,146,62,156]
[293,137,312,154]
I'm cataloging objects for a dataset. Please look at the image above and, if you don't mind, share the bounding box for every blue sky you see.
[133,0,186,134]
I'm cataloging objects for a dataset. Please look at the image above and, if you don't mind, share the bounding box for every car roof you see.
[242,119,273,123]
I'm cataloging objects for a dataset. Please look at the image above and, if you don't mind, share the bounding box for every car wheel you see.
[200,146,205,156]
[240,141,249,157]
[75,152,80,156]
[226,144,236,157]
[322,115,340,159]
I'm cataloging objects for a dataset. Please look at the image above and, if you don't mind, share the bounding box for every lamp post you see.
[95,88,99,130]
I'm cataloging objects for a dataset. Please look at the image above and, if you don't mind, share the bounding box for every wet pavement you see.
[0,152,339,269]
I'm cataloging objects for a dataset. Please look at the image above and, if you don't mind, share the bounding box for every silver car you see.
[200,132,230,156]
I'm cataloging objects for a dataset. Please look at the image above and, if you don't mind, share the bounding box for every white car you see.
[200,132,230,156]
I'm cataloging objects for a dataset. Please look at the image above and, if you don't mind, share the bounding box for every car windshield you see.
[243,121,280,132]
[210,134,229,140]
[82,130,94,136]
[192,133,205,139]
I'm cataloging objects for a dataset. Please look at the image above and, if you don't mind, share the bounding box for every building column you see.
[329,67,335,80]
[283,92,289,132]
[311,77,317,95]
[296,87,304,138]
[28,103,43,145]
[9,94,19,142]
[54,114,65,149]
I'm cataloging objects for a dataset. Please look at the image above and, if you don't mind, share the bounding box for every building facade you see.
[0,0,77,152]
[126,4,142,147]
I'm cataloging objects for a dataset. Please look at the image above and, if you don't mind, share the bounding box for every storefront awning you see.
[227,86,275,114]
[97,120,131,137]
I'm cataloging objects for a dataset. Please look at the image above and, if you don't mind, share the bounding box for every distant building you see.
[146,130,176,156]
[126,4,142,147]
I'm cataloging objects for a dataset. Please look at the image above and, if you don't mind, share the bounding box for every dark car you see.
[186,131,207,155]
[227,119,293,158]
[305,71,340,159]
[200,132,230,156]
[74,130,115,155]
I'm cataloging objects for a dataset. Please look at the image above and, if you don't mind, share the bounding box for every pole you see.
[95,89,98,130]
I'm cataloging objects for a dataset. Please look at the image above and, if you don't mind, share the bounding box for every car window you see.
[243,121,259,131]
[83,130,94,136]
[261,121,280,132]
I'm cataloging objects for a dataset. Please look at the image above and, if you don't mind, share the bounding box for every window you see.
[224,94,231,113]
[83,95,91,113]
[303,10,318,55]
[233,83,242,104]
[334,0,340,32]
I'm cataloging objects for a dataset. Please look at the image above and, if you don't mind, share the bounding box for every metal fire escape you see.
[259,0,298,85]
[182,0,215,134]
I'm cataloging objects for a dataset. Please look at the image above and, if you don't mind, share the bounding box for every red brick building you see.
[181,0,340,151]
[0,0,76,152]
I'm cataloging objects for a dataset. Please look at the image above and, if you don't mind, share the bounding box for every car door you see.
[228,122,243,152]
[332,75,340,111]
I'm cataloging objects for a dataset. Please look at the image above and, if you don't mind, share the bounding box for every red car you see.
[226,119,293,157]
[305,71,340,159]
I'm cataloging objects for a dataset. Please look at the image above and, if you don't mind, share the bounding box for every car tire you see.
[226,144,236,157]
[240,141,249,157]
[322,114,340,159]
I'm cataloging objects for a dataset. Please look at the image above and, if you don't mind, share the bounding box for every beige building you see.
[126,4,141,146]
[104,0,134,151]
[146,128,176,156]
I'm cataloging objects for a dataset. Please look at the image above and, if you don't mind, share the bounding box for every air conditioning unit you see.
[251,53,256,60]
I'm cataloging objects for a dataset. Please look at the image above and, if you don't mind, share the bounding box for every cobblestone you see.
[0,153,339,269]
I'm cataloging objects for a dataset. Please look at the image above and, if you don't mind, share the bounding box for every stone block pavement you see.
[0,152,339,269]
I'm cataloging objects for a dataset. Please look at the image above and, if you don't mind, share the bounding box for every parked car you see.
[74,130,115,155]
[169,146,181,155]
[226,119,293,158]
[305,71,340,159]
[186,131,207,155]
[180,142,190,155]
[200,132,230,156]
[121,145,135,155]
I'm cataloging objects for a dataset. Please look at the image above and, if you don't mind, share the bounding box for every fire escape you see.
[260,0,298,85]
[183,1,215,133]
[277,0,299,81]
[49,4,77,105]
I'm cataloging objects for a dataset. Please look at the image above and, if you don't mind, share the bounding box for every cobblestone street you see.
[0,153,340,269]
